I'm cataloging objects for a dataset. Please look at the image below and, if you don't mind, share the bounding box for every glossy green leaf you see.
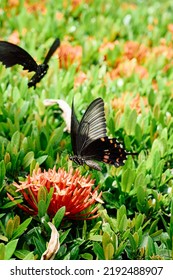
[23,252,35,260]
[121,168,136,193]
[80,253,93,260]
[104,243,114,260]
[70,245,79,260]
[6,219,14,239]
[117,205,126,227]
[11,131,20,152]
[5,239,18,260]
[14,249,32,259]
[22,151,34,168]
[53,206,66,229]
[146,236,156,259]
[93,242,105,260]
[38,199,47,218]
[11,218,32,240]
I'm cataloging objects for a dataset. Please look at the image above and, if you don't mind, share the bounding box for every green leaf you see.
[121,168,136,193]
[128,233,137,251]
[46,126,64,152]
[59,229,71,244]
[0,243,5,260]
[93,242,105,260]
[5,239,18,260]
[40,130,48,150]
[89,235,102,242]
[46,187,54,209]
[118,214,128,232]
[22,151,34,169]
[38,199,47,218]
[0,199,23,209]
[136,186,148,213]
[102,231,112,252]
[11,217,32,240]
[0,160,6,191]
[89,221,102,237]
[115,240,128,258]
[102,192,119,208]
[6,219,14,239]
[11,131,20,152]
[23,252,35,260]
[134,172,146,190]
[70,245,79,260]
[19,101,29,120]
[153,159,165,179]
[169,198,173,243]
[13,215,20,230]
[104,243,114,260]
[149,219,159,235]
[33,236,46,257]
[125,109,137,135]
[38,186,47,202]
[80,253,93,260]
[14,249,32,260]
[53,206,66,229]
[36,155,48,165]
[135,214,144,231]
[117,205,126,227]
[135,123,142,143]
[146,236,156,259]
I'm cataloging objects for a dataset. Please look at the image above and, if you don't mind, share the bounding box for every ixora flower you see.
[9,167,103,220]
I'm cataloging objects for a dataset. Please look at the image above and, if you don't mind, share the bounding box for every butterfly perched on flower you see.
[69,98,137,171]
[0,38,60,88]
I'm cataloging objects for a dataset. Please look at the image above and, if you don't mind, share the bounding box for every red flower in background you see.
[10,167,103,220]
[58,42,82,70]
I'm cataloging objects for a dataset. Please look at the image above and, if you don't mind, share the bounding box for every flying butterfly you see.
[69,98,137,171]
[0,38,60,88]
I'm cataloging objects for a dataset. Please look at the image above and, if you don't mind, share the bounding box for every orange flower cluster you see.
[124,41,149,63]
[5,0,47,14]
[12,167,103,220]
[112,92,148,114]
[107,60,148,80]
[99,41,120,62]
[101,36,173,83]
[24,2,47,14]
[58,43,82,70]
[100,40,149,80]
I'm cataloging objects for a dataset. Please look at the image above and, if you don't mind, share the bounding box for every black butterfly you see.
[70,98,137,171]
[0,38,60,88]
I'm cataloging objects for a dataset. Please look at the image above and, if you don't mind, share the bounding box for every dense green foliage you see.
[0,0,173,260]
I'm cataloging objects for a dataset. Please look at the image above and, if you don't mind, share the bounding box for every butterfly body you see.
[28,63,48,88]
[70,98,137,171]
[0,38,60,88]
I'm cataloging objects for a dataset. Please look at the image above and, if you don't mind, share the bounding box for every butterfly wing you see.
[43,38,60,65]
[0,41,38,72]
[71,100,80,155]
[82,137,135,167]
[76,98,107,154]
